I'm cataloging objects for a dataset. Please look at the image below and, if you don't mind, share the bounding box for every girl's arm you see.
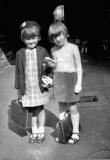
[74,45,83,93]
[14,52,22,99]
[42,48,55,78]
[14,52,19,89]
[43,48,56,68]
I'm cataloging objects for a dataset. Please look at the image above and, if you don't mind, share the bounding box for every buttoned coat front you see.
[14,45,50,95]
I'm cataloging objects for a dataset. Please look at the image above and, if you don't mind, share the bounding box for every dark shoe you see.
[29,133,37,143]
[68,133,80,144]
[37,133,45,143]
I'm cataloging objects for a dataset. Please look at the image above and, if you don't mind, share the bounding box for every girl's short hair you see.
[20,21,41,41]
[48,22,70,42]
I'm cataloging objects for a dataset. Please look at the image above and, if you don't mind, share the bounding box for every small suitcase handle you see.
[17,98,22,104]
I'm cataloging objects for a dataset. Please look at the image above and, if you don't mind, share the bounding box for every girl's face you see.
[53,32,67,47]
[24,36,39,49]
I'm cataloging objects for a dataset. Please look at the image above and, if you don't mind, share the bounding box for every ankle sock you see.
[38,126,44,133]
[32,126,38,134]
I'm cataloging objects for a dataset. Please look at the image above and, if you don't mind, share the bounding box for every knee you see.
[32,109,37,117]
[31,106,44,116]
[38,105,45,113]
[70,105,79,115]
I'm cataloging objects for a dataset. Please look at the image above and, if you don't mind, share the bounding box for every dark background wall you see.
[0,0,110,56]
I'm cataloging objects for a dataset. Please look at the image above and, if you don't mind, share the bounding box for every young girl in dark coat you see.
[15,20,53,143]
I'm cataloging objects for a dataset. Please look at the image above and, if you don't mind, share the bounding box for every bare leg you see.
[32,116,38,134]
[59,102,67,120]
[31,108,38,134]
[68,104,80,144]
[38,106,45,128]
[37,106,45,142]
[70,104,80,133]
[28,109,38,143]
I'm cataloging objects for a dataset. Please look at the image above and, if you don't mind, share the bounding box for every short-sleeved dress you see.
[52,43,80,103]
[22,48,50,107]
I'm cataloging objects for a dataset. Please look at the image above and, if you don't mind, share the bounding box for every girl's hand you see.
[48,62,56,68]
[44,57,55,63]
[44,57,56,68]
[74,83,82,93]
[42,76,53,88]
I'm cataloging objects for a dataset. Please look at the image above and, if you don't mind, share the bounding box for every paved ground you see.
[0,57,110,160]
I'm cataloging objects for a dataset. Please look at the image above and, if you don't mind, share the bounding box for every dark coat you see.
[14,45,51,95]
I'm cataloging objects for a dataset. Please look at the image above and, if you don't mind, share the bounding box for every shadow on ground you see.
[45,109,59,138]
[7,99,59,138]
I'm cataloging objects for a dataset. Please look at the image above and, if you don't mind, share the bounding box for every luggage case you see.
[56,110,73,144]
[11,99,32,130]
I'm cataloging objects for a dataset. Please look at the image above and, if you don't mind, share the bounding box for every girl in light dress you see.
[48,21,83,144]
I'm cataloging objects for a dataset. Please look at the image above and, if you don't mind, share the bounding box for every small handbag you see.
[56,109,73,144]
[42,57,54,90]
[42,75,53,89]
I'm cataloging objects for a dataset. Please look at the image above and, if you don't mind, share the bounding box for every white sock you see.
[38,126,44,133]
[32,126,38,134]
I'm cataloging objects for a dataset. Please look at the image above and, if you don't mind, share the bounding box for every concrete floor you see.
[0,58,110,160]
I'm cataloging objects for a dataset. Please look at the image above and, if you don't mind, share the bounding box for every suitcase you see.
[11,99,32,130]
[56,110,73,144]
